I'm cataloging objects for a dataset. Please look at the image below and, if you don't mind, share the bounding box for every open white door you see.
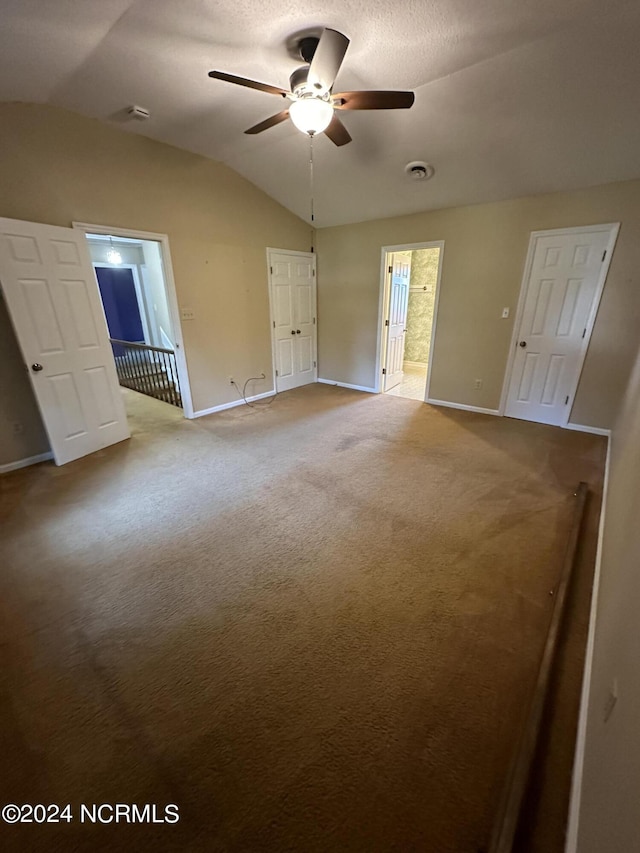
[503,224,618,426]
[268,249,317,393]
[0,217,130,465]
[383,251,411,391]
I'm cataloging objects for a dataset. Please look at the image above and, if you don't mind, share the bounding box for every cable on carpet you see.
[230,374,278,409]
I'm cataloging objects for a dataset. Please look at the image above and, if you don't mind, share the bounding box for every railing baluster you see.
[130,346,141,392]
[166,352,173,405]
[139,348,151,398]
[173,352,181,406]
[169,352,176,406]
[160,351,167,403]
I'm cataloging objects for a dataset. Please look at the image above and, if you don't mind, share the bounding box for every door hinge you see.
[382,368,386,375]
[275,370,279,377]
[313,360,316,368]
[388,265,393,274]
[312,269,315,276]
[602,250,607,262]
[385,319,389,327]
[270,265,273,274]
[582,328,586,338]
[273,321,275,328]
[313,317,316,324]
[565,395,569,405]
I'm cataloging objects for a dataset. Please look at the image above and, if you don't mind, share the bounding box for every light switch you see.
[501,307,510,319]
[181,308,195,320]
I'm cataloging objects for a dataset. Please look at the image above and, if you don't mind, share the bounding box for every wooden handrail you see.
[487,482,589,853]
[109,337,175,355]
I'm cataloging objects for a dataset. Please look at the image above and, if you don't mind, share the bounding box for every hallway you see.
[384,363,428,401]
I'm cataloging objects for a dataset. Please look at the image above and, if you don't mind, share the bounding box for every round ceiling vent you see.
[405,161,434,181]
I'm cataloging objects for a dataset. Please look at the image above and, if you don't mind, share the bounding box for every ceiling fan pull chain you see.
[309,132,315,226]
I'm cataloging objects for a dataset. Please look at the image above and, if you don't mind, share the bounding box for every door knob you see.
[31,363,43,372]
[291,330,296,335]
[296,329,301,334]
[519,341,527,348]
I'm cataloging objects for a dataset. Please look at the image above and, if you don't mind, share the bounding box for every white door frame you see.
[92,262,151,345]
[498,223,620,426]
[376,241,445,399]
[73,222,194,418]
[266,247,317,392]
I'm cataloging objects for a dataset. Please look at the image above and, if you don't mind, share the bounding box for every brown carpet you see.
[0,385,606,853]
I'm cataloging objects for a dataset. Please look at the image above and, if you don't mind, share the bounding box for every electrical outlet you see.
[474,379,483,390]
[502,307,510,319]
[604,678,618,722]
[12,421,24,434]
[180,308,195,321]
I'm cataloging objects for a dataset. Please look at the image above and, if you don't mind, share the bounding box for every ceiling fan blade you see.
[244,110,290,135]
[307,29,350,94]
[333,91,415,110]
[324,114,352,147]
[208,71,288,97]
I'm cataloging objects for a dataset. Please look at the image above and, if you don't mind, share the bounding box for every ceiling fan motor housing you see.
[289,66,311,95]
[298,36,320,64]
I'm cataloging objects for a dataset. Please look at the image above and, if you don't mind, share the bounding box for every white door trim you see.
[73,222,194,418]
[498,223,620,426]
[376,240,445,398]
[266,247,317,392]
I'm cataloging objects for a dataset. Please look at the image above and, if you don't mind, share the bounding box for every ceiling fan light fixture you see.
[289,97,333,136]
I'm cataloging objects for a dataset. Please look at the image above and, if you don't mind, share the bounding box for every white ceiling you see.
[2,0,640,227]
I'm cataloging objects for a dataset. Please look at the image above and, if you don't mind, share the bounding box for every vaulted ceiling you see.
[2,0,640,226]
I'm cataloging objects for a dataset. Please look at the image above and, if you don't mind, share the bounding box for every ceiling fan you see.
[208,28,415,146]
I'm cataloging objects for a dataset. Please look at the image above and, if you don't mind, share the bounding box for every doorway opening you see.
[378,242,444,401]
[74,223,193,418]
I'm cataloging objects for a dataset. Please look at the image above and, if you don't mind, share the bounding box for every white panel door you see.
[269,251,317,393]
[505,226,615,425]
[383,252,411,391]
[0,217,130,465]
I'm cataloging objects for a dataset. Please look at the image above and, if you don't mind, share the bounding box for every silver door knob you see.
[31,363,43,372]
[519,341,527,348]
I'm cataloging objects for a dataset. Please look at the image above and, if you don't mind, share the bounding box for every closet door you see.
[268,250,317,392]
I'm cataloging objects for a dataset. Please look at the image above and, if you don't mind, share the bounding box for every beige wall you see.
[316,180,640,428]
[576,341,640,851]
[0,103,310,463]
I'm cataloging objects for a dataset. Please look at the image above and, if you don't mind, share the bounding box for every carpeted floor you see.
[0,385,606,852]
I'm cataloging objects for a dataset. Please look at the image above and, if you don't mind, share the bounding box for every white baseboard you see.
[565,433,612,853]
[426,397,501,416]
[0,451,53,473]
[403,360,428,369]
[317,378,377,394]
[192,390,275,418]
[565,422,612,437]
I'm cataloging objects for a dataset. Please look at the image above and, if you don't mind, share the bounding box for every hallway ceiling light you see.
[107,237,122,265]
